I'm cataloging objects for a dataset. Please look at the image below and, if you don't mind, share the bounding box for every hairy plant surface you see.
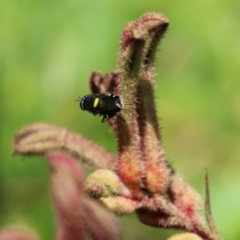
[4,13,223,240]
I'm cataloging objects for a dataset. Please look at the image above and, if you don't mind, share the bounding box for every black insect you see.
[78,93,123,122]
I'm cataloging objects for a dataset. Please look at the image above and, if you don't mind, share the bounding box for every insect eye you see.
[80,97,85,110]
[116,103,122,109]
[79,95,96,110]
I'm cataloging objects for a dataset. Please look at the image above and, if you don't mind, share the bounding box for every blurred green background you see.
[0,1,240,239]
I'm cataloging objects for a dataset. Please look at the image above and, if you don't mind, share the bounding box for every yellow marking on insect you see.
[93,98,100,108]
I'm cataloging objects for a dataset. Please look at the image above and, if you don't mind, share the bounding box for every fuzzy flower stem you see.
[115,13,170,196]
[136,13,170,194]
[137,196,215,240]
[13,123,115,169]
[204,170,222,240]
[47,150,120,240]
[115,20,147,196]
